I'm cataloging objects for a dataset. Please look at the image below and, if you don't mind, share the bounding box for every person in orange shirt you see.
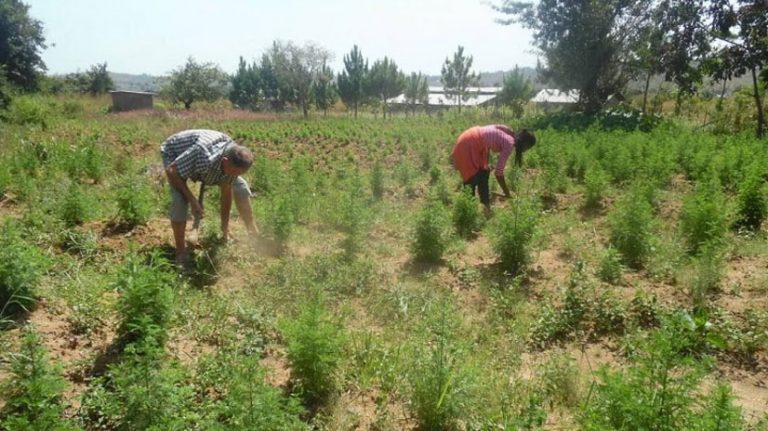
[451,125,536,215]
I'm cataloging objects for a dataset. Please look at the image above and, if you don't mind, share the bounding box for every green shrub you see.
[680,176,728,254]
[733,163,767,231]
[692,383,744,431]
[597,247,624,284]
[79,341,196,430]
[0,222,46,317]
[199,354,307,430]
[266,193,294,253]
[689,243,725,311]
[5,96,53,128]
[537,352,581,408]
[59,183,92,227]
[490,197,539,275]
[114,253,174,348]
[609,187,655,269]
[115,173,153,227]
[0,329,77,431]
[411,197,451,263]
[288,156,313,223]
[407,299,476,431]
[583,164,609,208]
[337,172,370,259]
[452,187,480,238]
[250,154,280,195]
[281,288,345,406]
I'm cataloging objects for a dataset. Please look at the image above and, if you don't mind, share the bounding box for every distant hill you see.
[109,72,167,92]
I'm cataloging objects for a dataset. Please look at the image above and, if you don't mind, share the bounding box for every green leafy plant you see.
[370,159,385,200]
[339,173,370,259]
[452,187,481,238]
[583,164,609,208]
[0,329,77,431]
[115,173,153,227]
[597,246,624,284]
[266,193,294,253]
[0,221,46,318]
[609,186,655,269]
[281,288,345,406]
[59,182,92,227]
[490,197,539,275]
[114,252,174,348]
[411,197,451,263]
[733,163,766,231]
[680,175,728,254]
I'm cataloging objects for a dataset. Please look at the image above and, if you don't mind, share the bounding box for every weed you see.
[537,352,581,408]
[680,175,728,254]
[583,164,609,208]
[733,163,766,231]
[266,193,294,253]
[371,159,385,200]
[115,172,153,227]
[597,247,624,285]
[59,182,92,227]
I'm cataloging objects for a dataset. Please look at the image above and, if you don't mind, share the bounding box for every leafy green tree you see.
[498,65,534,117]
[337,45,368,118]
[165,56,228,109]
[404,72,429,116]
[269,40,331,118]
[440,45,480,113]
[366,56,405,119]
[496,0,650,112]
[85,62,114,95]
[230,56,261,110]
[313,60,337,116]
[259,53,282,111]
[709,0,768,138]
[0,0,47,91]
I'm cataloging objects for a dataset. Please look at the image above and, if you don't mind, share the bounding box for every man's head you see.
[222,144,254,176]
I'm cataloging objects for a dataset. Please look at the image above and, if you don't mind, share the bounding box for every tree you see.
[440,46,480,113]
[404,72,429,116]
[314,60,337,116]
[165,57,228,110]
[495,0,651,112]
[498,66,535,117]
[337,45,369,118]
[0,0,46,91]
[268,40,331,118]
[709,0,768,138]
[85,62,114,95]
[366,57,405,119]
[230,56,261,110]
[259,53,282,111]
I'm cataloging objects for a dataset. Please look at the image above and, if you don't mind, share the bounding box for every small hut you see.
[110,91,155,112]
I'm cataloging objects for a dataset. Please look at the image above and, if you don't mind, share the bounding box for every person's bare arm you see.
[165,164,202,218]
[496,173,511,197]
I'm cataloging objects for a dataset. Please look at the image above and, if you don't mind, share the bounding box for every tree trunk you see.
[642,71,652,115]
[354,102,358,119]
[184,100,192,110]
[675,90,683,116]
[751,67,765,139]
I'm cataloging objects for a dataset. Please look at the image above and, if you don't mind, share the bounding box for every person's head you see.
[514,129,536,166]
[222,144,254,176]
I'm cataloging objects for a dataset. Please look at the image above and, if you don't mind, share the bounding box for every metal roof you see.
[388,87,501,106]
[530,89,579,103]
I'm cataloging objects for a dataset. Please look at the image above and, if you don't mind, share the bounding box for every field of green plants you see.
[1,95,767,430]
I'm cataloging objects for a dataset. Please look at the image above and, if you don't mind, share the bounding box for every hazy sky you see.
[27,0,537,76]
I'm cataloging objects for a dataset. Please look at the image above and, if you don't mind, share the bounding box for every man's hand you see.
[190,199,204,220]
[492,191,510,201]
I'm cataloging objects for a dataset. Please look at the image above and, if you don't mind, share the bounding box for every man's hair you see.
[225,144,254,169]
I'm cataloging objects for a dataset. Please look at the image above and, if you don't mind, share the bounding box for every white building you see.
[530,89,580,110]
[387,86,502,110]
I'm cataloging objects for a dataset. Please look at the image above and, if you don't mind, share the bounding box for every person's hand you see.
[190,199,204,220]
[492,192,510,201]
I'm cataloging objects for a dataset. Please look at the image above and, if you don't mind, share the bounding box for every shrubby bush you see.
[680,175,728,254]
[370,160,385,200]
[583,164,610,208]
[0,221,46,317]
[609,186,655,269]
[114,252,174,348]
[4,96,54,129]
[281,288,345,406]
[490,197,539,275]
[0,329,77,431]
[59,182,92,227]
[115,172,154,227]
[411,196,451,263]
[733,163,766,231]
[452,187,480,238]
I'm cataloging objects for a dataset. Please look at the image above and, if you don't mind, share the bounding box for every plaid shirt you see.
[160,129,237,185]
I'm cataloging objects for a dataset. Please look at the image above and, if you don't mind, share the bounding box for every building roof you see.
[109,90,157,96]
[531,89,579,104]
[388,86,501,106]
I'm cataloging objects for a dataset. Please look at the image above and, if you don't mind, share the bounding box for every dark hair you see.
[514,129,536,166]
[225,144,254,169]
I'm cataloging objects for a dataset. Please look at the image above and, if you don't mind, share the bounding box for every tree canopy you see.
[441,46,480,113]
[337,45,369,118]
[165,57,228,110]
[0,0,47,91]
